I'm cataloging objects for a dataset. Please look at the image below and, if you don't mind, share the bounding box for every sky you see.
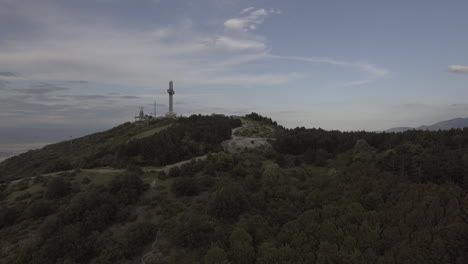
[1,0,468,152]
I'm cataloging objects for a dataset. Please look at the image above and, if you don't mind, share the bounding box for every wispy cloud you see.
[0,80,8,90]
[240,7,255,14]
[265,55,389,85]
[224,7,281,32]
[204,36,266,51]
[0,72,17,77]
[201,72,303,86]
[119,95,141,99]
[20,83,69,95]
[67,80,88,84]
[448,65,468,74]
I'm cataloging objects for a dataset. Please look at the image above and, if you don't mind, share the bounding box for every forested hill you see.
[274,127,468,185]
[387,117,468,132]
[0,115,242,182]
[0,114,467,264]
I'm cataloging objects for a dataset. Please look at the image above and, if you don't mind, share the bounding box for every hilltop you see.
[0,115,243,182]
[387,117,468,132]
[0,113,467,264]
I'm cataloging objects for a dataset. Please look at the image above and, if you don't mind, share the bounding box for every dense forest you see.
[274,127,468,185]
[0,114,467,263]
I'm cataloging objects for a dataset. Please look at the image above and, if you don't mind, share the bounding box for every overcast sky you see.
[1,0,468,149]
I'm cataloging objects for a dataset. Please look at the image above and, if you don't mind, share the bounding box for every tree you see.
[110,172,145,204]
[45,177,70,199]
[229,227,255,264]
[261,163,289,201]
[209,182,248,219]
[171,177,199,197]
[0,206,18,228]
[204,244,230,264]
[173,213,213,248]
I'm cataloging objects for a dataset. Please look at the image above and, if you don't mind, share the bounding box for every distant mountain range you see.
[386,117,468,132]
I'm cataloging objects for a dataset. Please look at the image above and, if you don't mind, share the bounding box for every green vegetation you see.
[234,119,277,138]
[0,113,467,263]
[0,115,241,181]
[130,124,172,140]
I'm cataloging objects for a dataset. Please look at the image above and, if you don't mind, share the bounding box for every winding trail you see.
[141,231,162,264]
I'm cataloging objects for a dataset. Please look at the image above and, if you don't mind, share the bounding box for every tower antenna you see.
[167,80,175,114]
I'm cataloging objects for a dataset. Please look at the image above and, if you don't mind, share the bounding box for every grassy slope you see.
[130,124,172,140]
[0,118,175,182]
[234,119,277,138]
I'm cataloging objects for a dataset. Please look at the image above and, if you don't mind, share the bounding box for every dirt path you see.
[141,231,162,264]
[144,154,208,174]
[221,125,269,152]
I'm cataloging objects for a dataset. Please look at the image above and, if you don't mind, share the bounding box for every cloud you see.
[19,83,69,95]
[119,95,141,99]
[0,72,17,77]
[201,72,303,86]
[448,65,468,74]
[0,1,391,133]
[68,95,109,100]
[240,7,255,14]
[0,2,386,90]
[266,55,389,85]
[224,7,281,32]
[0,80,8,90]
[205,36,266,50]
[343,79,374,87]
[67,80,89,84]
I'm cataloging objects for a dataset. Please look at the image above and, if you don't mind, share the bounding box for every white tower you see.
[167,80,175,115]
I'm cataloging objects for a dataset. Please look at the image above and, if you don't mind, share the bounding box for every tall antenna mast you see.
[154,100,157,117]
[167,80,174,113]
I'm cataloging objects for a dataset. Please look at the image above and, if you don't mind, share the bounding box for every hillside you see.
[0,115,241,182]
[387,117,468,132]
[0,113,467,264]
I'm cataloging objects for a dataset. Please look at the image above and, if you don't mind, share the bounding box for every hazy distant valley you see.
[387,117,468,132]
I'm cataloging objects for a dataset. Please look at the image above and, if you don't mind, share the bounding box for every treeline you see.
[245,112,281,127]
[84,114,241,168]
[274,127,468,185]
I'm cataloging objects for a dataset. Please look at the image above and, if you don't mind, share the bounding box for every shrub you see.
[122,222,157,257]
[204,244,229,264]
[25,201,54,218]
[0,206,19,228]
[172,213,213,248]
[110,172,145,205]
[45,177,70,199]
[45,159,73,173]
[15,192,32,201]
[209,182,248,219]
[81,177,91,185]
[229,227,255,264]
[171,177,199,197]
[168,166,181,178]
